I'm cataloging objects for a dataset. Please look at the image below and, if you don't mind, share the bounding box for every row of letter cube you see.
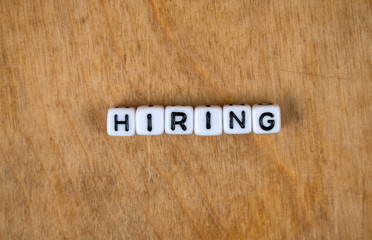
[107,104,281,136]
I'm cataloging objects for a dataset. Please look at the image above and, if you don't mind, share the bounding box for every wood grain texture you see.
[0,0,371,239]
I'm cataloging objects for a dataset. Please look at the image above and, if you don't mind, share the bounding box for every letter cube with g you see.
[252,104,281,134]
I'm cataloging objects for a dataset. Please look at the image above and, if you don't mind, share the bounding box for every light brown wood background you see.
[0,0,371,239]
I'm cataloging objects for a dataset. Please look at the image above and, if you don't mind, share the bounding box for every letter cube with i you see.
[252,103,281,134]
[136,105,164,135]
[165,106,194,134]
[223,104,252,134]
[194,105,223,136]
[107,107,136,136]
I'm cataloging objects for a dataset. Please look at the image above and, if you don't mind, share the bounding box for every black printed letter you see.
[147,114,152,132]
[259,112,275,131]
[206,111,211,129]
[171,112,187,131]
[114,114,129,131]
[229,111,245,129]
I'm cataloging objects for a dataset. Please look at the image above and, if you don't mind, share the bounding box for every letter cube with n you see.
[223,104,252,134]
[107,107,136,136]
[252,104,281,134]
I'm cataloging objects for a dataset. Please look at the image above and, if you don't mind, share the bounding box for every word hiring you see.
[107,103,281,136]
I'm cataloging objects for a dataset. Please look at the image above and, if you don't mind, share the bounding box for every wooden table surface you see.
[1,0,371,239]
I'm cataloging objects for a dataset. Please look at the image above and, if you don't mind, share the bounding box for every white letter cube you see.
[165,106,193,134]
[194,105,222,136]
[252,103,281,134]
[107,107,136,136]
[223,104,252,134]
[136,105,164,135]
